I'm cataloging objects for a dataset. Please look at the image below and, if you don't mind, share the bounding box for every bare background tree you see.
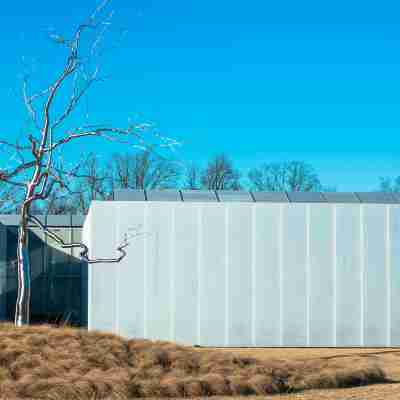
[183,161,202,190]
[248,160,324,192]
[200,153,242,190]
[0,183,23,213]
[68,153,112,214]
[0,0,179,326]
[379,176,400,192]
[109,148,182,191]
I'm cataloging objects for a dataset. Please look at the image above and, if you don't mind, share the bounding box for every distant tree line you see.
[378,177,400,193]
[1,150,396,214]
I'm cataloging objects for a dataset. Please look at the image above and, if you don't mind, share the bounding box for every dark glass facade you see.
[2,222,87,327]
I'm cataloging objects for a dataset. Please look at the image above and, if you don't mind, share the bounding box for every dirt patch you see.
[0,323,389,399]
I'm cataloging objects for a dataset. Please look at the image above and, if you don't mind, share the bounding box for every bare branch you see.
[90,0,111,22]
[0,178,27,188]
[22,76,42,131]
[50,67,99,131]
[43,126,142,152]
[0,160,37,181]
[0,183,23,213]
[28,213,131,264]
[0,139,31,152]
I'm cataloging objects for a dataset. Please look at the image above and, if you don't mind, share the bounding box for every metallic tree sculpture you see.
[0,1,179,326]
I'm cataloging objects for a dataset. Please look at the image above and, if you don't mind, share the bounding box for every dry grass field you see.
[217,347,400,399]
[0,322,397,399]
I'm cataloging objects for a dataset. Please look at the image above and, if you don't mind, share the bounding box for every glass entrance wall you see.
[1,215,87,327]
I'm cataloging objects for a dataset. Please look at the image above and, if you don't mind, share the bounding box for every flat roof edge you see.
[112,190,400,204]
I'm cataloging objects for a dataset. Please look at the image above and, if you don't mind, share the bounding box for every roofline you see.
[1,190,397,226]
[112,189,400,204]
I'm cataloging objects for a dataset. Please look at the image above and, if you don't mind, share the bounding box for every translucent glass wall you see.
[86,201,400,347]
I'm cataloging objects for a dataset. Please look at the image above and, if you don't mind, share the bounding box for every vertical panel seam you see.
[387,205,391,346]
[143,204,148,338]
[197,205,202,346]
[225,206,229,346]
[251,205,256,346]
[115,205,120,335]
[333,205,337,347]
[87,217,92,330]
[360,204,365,346]
[279,203,283,346]
[170,206,175,342]
[43,224,48,318]
[1,226,6,320]
[306,204,310,346]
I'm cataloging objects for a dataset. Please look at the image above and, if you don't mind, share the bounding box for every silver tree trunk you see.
[15,221,31,326]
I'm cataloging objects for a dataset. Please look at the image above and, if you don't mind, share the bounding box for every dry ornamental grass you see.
[0,323,389,399]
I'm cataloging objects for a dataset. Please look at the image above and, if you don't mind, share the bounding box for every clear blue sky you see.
[1,0,400,191]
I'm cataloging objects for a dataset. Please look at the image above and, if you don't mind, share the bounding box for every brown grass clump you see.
[0,322,389,399]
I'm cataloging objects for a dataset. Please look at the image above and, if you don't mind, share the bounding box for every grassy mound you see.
[0,323,388,399]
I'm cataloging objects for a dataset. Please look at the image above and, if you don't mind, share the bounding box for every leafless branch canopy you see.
[200,154,242,190]
[0,0,181,215]
[248,161,323,192]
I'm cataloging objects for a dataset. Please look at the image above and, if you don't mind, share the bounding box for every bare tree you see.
[379,176,400,192]
[201,154,242,190]
[43,192,79,214]
[27,191,77,215]
[0,184,23,214]
[0,1,178,326]
[248,161,323,192]
[183,161,201,190]
[22,157,97,215]
[37,153,109,215]
[67,152,112,214]
[110,149,182,190]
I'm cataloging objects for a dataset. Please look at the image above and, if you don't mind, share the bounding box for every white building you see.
[84,190,400,347]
